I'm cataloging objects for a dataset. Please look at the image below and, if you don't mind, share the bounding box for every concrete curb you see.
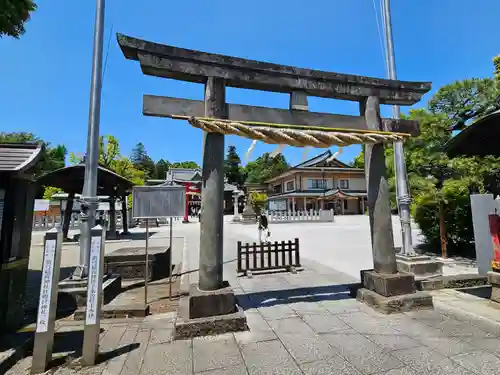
[434,300,500,335]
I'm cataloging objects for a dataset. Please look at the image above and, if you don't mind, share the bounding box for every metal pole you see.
[382,0,415,256]
[169,217,173,300]
[75,0,106,278]
[145,220,149,305]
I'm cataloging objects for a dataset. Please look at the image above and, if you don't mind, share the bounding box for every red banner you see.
[488,214,500,271]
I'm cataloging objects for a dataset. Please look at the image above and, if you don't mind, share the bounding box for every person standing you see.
[258,212,270,243]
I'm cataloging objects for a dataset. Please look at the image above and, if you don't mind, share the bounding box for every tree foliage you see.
[249,191,268,215]
[171,161,200,169]
[245,153,289,184]
[224,145,244,186]
[154,159,170,180]
[351,55,500,256]
[429,78,500,131]
[130,142,155,178]
[0,0,37,38]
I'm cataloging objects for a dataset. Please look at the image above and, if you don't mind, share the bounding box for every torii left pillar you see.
[175,77,246,339]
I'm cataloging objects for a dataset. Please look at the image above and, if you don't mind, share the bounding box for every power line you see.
[372,0,388,76]
[102,22,113,85]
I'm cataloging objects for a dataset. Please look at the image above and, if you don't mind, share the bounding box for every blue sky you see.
[1,0,499,167]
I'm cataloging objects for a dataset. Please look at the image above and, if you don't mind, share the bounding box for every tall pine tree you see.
[131,142,155,178]
[224,145,244,185]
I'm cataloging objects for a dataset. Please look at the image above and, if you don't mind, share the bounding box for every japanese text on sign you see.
[86,235,101,325]
[36,239,56,333]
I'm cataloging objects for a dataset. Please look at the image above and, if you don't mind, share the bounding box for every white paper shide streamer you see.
[245,140,258,161]
[326,147,344,163]
[270,144,286,158]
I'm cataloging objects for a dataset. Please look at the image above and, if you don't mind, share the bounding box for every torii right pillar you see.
[357,96,433,313]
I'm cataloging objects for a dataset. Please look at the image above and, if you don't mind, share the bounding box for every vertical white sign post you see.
[31,228,63,374]
[144,219,149,306]
[169,217,173,300]
[82,225,105,366]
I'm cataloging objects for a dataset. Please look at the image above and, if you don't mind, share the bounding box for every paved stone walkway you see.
[7,260,500,375]
[6,218,494,374]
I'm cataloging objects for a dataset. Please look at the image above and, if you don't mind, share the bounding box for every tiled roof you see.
[0,143,43,172]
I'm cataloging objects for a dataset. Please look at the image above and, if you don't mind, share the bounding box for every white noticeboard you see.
[36,239,57,333]
[85,236,102,325]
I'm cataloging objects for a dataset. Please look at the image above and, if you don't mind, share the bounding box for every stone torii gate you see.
[117,33,433,334]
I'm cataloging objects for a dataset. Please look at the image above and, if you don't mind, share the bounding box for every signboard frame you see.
[132,185,186,219]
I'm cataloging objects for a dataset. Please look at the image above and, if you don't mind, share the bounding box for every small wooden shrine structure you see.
[37,163,134,239]
[0,143,43,333]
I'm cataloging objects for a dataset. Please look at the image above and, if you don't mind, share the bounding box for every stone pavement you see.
[8,216,493,374]
[7,259,500,375]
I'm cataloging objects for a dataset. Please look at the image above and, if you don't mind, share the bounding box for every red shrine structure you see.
[147,167,239,221]
[147,168,202,222]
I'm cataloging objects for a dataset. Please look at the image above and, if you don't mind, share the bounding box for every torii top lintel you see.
[117,34,431,106]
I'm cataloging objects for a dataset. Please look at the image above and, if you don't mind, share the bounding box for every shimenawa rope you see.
[188,118,406,148]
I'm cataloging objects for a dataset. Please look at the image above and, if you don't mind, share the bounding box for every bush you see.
[249,192,268,215]
[413,180,476,258]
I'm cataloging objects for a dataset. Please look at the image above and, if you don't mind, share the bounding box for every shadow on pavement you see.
[237,284,355,310]
[1,328,139,373]
[23,267,78,328]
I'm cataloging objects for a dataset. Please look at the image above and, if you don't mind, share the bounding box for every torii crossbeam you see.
[118,33,432,335]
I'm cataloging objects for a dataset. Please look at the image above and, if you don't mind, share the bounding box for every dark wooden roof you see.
[117,34,431,105]
[444,110,500,157]
[0,143,43,172]
[37,164,134,196]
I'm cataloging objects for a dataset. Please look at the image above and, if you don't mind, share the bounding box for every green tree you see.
[244,153,289,184]
[43,186,63,200]
[0,0,37,38]
[154,159,170,179]
[224,145,244,186]
[429,78,500,131]
[171,161,200,169]
[130,142,156,178]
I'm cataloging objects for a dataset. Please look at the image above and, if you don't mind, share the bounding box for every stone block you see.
[396,255,443,280]
[188,281,236,319]
[418,274,488,291]
[357,288,433,314]
[362,270,415,297]
[104,246,171,281]
[58,274,121,308]
[174,305,248,339]
[487,271,500,303]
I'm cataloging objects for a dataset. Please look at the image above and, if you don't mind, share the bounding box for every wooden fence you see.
[237,238,300,274]
[268,209,334,223]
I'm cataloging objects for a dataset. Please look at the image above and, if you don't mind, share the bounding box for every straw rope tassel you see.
[188,118,407,148]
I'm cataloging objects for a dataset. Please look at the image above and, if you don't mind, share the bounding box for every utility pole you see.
[382,0,415,256]
[74,0,106,279]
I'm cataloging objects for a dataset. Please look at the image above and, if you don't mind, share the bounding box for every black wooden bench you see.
[237,238,301,275]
